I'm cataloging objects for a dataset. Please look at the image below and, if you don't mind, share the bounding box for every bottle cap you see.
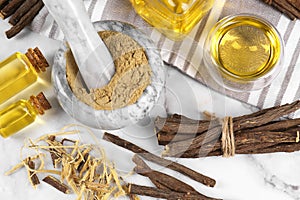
[25,47,49,73]
[29,92,52,115]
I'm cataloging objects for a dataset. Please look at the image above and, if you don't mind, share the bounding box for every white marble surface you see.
[0,20,300,200]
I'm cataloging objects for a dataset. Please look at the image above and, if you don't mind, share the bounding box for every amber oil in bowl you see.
[130,0,215,41]
[204,14,283,91]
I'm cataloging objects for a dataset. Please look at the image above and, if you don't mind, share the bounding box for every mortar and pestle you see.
[46,0,165,129]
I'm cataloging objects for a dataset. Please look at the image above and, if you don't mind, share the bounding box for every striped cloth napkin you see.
[31,0,300,112]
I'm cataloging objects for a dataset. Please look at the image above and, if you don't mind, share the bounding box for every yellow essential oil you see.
[0,47,49,104]
[130,0,215,40]
[0,92,51,138]
[210,15,282,80]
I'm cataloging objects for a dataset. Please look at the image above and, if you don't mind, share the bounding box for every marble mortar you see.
[52,20,165,130]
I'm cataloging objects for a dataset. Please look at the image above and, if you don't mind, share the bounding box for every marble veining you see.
[249,154,300,200]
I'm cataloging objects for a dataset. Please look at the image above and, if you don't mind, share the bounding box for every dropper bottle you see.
[0,92,52,138]
[0,47,49,104]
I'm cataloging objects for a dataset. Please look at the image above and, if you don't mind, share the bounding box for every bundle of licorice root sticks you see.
[262,0,300,20]
[0,0,44,38]
[155,101,300,158]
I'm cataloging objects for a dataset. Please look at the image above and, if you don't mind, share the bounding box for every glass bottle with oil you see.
[130,0,215,40]
[0,47,49,104]
[203,14,283,91]
[0,92,51,138]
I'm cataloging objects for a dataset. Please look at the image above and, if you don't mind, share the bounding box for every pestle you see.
[42,0,115,89]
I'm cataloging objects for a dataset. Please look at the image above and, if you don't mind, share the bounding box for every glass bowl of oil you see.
[130,0,215,41]
[203,14,284,91]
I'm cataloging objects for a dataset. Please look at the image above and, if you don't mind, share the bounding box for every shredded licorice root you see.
[5,125,130,200]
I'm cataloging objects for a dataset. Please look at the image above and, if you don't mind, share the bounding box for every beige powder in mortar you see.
[66,31,152,110]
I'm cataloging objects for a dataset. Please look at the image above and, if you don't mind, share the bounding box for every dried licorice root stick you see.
[0,0,25,19]
[43,176,70,194]
[128,184,221,200]
[9,0,39,26]
[5,0,43,39]
[157,131,195,145]
[47,135,61,168]
[249,118,300,132]
[26,158,40,188]
[204,141,300,157]
[233,100,300,130]
[275,0,300,19]
[103,132,216,187]
[272,1,298,20]
[247,142,300,154]
[263,0,300,20]
[288,0,300,9]
[133,154,201,196]
[0,0,9,10]
[155,115,214,135]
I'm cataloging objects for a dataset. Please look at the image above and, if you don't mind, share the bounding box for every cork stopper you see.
[25,47,49,73]
[29,92,52,115]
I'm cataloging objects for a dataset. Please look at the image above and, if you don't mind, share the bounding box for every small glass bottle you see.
[0,47,49,104]
[0,92,52,138]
